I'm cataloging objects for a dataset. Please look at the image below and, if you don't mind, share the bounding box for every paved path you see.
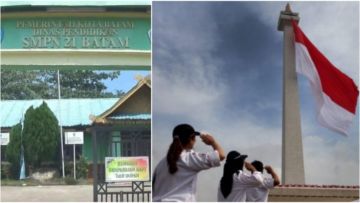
[1,185,93,202]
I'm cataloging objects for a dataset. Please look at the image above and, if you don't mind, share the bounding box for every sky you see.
[152,1,359,201]
[103,70,150,93]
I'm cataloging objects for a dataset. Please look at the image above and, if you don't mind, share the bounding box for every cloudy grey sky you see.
[152,1,359,201]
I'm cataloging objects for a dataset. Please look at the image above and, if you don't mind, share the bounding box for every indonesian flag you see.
[292,20,359,135]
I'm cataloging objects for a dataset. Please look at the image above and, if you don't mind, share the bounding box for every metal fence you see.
[96,181,151,202]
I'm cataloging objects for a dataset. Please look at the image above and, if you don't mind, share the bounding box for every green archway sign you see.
[1,6,151,70]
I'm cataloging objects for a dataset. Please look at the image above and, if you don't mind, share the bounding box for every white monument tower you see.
[277,4,305,184]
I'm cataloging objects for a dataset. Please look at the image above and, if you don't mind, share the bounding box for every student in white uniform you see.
[246,160,280,202]
[152,123,225,202]
[218,151,264,202]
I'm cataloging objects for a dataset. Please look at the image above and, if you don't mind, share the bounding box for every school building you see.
[0,1,151,182]
[0,77,151,177]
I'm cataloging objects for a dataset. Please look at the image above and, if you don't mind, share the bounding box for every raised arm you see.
[264,165,280,186]
[200,134,225,161]
[240,162,264,186]
[244,162,257,173]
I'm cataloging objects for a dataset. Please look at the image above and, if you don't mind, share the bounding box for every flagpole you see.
[58,70,65,178]
[19,112,26,180]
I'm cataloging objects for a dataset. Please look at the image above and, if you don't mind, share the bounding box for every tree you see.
[23,102,59,168]
[1,70,124,99]
[0,71,48,99]
[47,70,123,98]
[5,123,22,178]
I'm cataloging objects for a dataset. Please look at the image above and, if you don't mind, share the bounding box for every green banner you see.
[1,17,150,50]
[105,156,149,182]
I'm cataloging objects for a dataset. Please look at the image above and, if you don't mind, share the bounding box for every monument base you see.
[269,184,359,202]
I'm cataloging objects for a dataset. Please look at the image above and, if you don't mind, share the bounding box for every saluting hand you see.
[264,165,273,173]
[200,133,225,161]
[200,134,215,145]
[264,165,280,186]
[245,162,256,172]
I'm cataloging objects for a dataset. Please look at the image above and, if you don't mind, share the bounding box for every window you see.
[121,140,132,156]
[120,130,150,157]
[110,132,121,157]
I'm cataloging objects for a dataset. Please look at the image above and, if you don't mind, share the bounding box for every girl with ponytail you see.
[217,151,264,202]
[153,123,225,202]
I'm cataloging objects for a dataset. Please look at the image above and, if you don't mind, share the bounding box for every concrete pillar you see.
[277,3,305,184]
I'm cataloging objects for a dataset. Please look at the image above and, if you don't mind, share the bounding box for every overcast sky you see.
[152,1,359,201]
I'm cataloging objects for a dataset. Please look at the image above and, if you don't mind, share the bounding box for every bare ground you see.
[1,185,93,202]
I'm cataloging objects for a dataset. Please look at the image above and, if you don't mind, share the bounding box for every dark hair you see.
[166,124,196,174]
[220,151,246,198]
[251,160,264,173]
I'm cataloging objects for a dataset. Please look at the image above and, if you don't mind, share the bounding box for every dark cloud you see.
[153,2,284,126]
[208,3,283,126]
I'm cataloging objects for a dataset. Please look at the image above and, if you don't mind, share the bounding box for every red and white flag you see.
[292,20,359,136]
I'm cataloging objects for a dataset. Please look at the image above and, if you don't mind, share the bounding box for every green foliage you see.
[64,156,89,179]
[1,162,12,179]
[1,70,123,99]
[0,71,48,100]
[76,156,89,179]
[55,70,122,98]
[23,102,59,168]
[64,176,78,185]
[5,123,22,178]
[64,162,72,178]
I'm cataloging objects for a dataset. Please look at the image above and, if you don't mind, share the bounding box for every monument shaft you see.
[278,5,305,184]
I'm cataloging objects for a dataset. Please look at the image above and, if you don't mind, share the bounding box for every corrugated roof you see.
[0,98,119,128]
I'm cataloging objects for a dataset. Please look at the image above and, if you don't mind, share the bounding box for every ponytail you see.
[220,152,245,199]
[166,136,183,174]
[220,162,235,198]
[166,123,197,174]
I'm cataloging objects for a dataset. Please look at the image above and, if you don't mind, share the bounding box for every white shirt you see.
[217,171,263,202]
[246,175,275,202]
[153,150,221,202]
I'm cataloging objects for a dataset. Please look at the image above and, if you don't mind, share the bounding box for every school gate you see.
[1,1,151,202]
